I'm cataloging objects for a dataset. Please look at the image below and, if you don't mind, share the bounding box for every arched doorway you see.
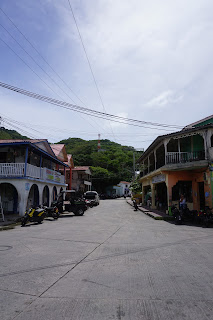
[42,185,49,206]
[52,186,57,201]
[27,184,39,208]
[0,183,18,214]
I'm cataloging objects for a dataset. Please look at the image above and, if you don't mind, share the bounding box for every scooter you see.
[133,199,138,211]
[21,206,46,226]
[171,204,182,224]
[43,204,60,219]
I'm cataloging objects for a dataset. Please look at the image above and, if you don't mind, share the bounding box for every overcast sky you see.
[0,0,213,150]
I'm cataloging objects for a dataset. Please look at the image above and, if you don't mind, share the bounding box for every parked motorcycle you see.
[171,204,183,224]
[201,207,213,227]
[43,204,60,220]
[133,199,138,211]
[21,206,46,226]
[85,198,96,208]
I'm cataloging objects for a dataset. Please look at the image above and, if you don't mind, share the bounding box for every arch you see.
[27,184,39,208]
[42,185,49,206]
[0,183,18,214]
[52,186,57,201]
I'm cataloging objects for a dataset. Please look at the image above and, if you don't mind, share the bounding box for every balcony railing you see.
[0,163,65,184]
[166,151,205,164]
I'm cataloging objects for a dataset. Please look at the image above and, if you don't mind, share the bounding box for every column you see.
[24,146,28,177]
[69,167,72,190]
[178,139,181,162]
[151,184,156,209]
[154,149,157,170]
[148,156,150,173]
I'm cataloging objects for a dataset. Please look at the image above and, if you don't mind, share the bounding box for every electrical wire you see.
[0,81,181,131]
[67,0,117,141]
[0,24,106,134]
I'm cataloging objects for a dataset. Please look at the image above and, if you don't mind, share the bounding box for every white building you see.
[117,181,131,196]
[0,139,68,216]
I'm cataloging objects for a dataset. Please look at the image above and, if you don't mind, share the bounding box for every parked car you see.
[56,190,87,216]
[84,191,100,206]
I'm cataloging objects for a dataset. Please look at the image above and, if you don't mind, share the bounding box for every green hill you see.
[58,137,143,191]
[0,127,28,140]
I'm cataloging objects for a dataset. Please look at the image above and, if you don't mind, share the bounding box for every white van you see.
[84,191,100,206]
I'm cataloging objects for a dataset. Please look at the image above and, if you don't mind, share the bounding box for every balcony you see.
[166,151,205,164]
[0,163,65,184]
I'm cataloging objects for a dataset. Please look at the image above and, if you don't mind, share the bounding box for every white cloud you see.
[146,90,183,109]
[1,0,213,150]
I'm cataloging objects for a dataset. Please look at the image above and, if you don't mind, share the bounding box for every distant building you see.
[72,166,92,193]
[117,181,131,196]
[51,144,74,190]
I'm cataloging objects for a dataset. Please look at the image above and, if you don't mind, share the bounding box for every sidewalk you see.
[126,199,173,221]
[0,213,21,230]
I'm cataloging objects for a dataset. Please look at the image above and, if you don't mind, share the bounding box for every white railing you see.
[0,163,25,176]
[26,163,41,179]
[166,151,205,164]
[0,163,65,184]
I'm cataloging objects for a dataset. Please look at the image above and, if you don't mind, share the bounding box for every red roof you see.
[119,181,130,184]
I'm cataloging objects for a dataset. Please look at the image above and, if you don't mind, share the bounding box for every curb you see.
[0,221,21,231]
[126,200,174,221]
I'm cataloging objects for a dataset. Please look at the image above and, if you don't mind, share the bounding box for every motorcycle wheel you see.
[21,216,28,227]
[74,208,85,216]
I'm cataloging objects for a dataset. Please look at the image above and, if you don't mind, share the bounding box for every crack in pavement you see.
[0,288,37,297]
[0,234,212,279]
[10,225,123,320]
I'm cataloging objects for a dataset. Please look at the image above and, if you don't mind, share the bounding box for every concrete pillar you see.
[142,185,145,204]
[151,184,156,209]
[19,190,29,216]
[148,156,150,173]
[164,140,170,165]
[154,150,157,170]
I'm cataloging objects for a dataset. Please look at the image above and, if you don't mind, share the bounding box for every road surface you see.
[0,199,213,319]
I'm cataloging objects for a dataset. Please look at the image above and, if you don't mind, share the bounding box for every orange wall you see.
[166,169,212,211]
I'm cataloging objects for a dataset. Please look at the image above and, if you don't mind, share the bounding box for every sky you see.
[0,0,213,150]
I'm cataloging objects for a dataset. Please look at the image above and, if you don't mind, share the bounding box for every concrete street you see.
[0,199,213,320]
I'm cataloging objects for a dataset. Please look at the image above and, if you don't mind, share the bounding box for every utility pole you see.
[133,148,144,181]
[97,133,101,152]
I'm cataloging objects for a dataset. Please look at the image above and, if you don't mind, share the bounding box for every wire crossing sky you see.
[0,0,212,148]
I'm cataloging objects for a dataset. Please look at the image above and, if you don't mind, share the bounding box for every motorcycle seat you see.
[36,209,45,214]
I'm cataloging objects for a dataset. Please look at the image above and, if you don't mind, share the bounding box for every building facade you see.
[72,166,92,193]
[0,140,68,216]
[138,116,213,212]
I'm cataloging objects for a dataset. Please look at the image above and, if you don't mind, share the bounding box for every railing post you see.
[40,155,42,179]
[24,147,28,177]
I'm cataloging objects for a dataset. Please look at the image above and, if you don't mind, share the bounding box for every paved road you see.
[0,199,213,320]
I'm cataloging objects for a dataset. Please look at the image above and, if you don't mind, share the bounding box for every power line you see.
[0,81,182,131]
[0,9,107,134]
[67,0,117,141]
[0,7,93,107]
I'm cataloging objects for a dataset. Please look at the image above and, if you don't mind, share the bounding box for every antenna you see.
[98,133,101,151]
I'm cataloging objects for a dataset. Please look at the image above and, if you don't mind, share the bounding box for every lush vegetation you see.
[58,137,143,192]
[0,127,28,140]
[0,127,143,192]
